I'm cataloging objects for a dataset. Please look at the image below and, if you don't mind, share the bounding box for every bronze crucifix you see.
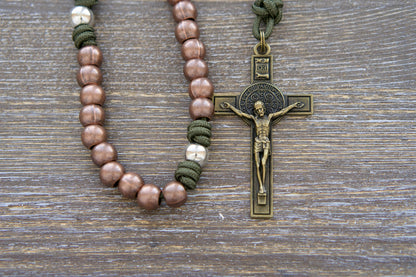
[214,44,313,218]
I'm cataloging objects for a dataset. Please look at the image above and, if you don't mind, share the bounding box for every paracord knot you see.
[187,118,212,147]
[175,160,202,190]
[252,0,283,40]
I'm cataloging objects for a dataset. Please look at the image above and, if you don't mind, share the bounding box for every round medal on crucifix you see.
[238,82,285,117]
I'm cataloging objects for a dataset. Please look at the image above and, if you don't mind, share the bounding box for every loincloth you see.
[254,136,270,153]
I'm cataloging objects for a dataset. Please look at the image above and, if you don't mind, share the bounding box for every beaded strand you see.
[71,0,214,210]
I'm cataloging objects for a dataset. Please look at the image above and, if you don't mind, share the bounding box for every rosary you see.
[71,0,313,218]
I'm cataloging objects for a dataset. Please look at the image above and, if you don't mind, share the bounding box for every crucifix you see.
[214,41,313,219]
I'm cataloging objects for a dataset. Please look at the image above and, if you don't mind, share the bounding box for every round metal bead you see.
[172,1,197,22]
[91,142,117,167]
[99,161,125,187]
[175,20,199,44]
[79,104,105,126]
[77,65,102,87]
[137,184,161,210]
[118,173,144,199]
[80,85,106,106]
[78,46,103,67]
[185,143,208,166]
[163,181,187,208]
[189,77,213,99]
[189,98,214,120]
[71,6,95,27]
[81,125,107,149]
[183,58,208,81]
[182,39,205,60]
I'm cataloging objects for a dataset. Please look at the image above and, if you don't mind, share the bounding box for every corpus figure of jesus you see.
[220,100,304,195]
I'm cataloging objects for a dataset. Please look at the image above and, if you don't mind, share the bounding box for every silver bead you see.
[185,144,208,166]
[71,6,95,27]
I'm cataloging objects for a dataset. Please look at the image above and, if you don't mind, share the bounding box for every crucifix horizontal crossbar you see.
[214,94,313,116]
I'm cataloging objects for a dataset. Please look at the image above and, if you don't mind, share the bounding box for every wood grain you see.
[0,0,415,276]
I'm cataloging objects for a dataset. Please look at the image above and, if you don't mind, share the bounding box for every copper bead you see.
[189,98,214,120]
[175,20,199,44]
[81,125,107,149]
[189,77,213,99]
[91,142,117,167]
[80,85,106,106]
[118,172,144,199]
[77,65,102,87]
[183,59,208,81]
[163,181,187,208]
[79,104,105,126]
[182,39,205,60]
[172,1,197,22]
[78,45,103,67]
[137,184,161,210]
[99,161,125,187]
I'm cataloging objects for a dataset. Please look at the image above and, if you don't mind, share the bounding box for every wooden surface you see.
[0,0,415,276]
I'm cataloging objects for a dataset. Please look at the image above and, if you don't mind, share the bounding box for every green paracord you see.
[73,24,97,49]
[175,161,202,190]
[252,0,283,40]
[75,0,98,8]
[175,118,211,188]
[187,118,212,148]
[72,0,98,50]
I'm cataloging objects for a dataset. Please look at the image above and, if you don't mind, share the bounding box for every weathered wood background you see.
[0,0,415,276]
